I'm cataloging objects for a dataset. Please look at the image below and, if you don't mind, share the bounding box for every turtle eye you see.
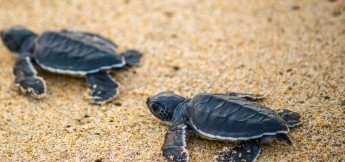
[2,35,11,45]
[151,103,160,112]
[2,35,8,42]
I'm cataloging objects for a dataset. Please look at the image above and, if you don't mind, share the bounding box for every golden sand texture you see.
[0,0,344,161]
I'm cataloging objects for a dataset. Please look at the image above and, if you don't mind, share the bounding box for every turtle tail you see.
[121,50,143,67]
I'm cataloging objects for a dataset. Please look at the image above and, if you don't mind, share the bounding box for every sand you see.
[0,0,344,161]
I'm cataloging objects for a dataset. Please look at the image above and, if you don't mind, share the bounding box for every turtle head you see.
[146,91,185,124]
[1,26,37,54]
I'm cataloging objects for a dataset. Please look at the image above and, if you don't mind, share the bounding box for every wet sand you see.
[0,0,344,161]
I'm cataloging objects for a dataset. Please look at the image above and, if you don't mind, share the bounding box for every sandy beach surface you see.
[0,0,344,161]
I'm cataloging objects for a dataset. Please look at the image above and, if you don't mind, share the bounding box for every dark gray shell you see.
[187,93,289,140]
[33,31,124,75]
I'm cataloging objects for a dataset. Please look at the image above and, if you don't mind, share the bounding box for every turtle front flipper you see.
[86,71,119,104]
[13,57,46,98]
[162,124,189,162]
[227,92,264,101]
[218,140,261,162]
[277,109,301,127]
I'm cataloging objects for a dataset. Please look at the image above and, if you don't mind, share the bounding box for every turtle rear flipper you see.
[227,92,264,101]
[13,57,46,98]
[121,50,143,67]
[277,109,301,127]
[86,71,119,104]
[218,140,261,162]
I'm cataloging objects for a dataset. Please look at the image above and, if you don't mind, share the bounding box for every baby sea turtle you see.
[146,92,301,162]
[1,26,142,104]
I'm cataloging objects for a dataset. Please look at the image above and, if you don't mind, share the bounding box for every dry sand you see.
[0,0,344,161]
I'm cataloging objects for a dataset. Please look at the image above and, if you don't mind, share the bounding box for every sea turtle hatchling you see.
[1,26,142,104]
[146,92,301,162]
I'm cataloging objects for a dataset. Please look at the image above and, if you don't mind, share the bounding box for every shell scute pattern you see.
[34,32,123,73]
[188,93,289,139]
